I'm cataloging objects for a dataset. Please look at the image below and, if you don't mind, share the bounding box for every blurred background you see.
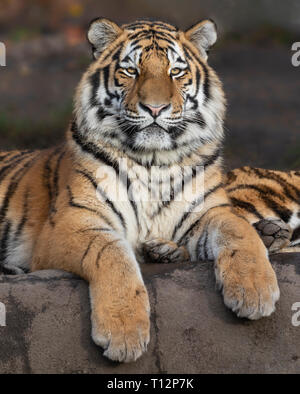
[0,0,299,170]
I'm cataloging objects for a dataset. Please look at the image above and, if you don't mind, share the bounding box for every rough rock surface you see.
[0,253,299,374]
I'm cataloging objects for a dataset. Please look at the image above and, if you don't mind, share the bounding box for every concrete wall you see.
[0,253,299,373]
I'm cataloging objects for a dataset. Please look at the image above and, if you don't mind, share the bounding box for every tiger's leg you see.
[32,213,150,363]
[184,206,280,319]
[253,217,292,253]
[142,238,190,264]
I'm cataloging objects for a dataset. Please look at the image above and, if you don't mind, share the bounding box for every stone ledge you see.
[0,253,299,374]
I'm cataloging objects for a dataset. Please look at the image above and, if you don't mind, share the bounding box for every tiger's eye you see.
[170,68,181,76]
[126,67,137,75]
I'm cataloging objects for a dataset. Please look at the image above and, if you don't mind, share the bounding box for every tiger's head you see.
[74,19,225,163]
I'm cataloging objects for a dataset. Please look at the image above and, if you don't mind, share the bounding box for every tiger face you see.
[75,19,225,158]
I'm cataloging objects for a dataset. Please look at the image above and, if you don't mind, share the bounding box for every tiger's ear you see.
[185,19,217,60]
[87,18,122,59]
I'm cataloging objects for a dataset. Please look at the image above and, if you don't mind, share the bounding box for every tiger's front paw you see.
[142,238,190,264]
[90,284,150,363]
[215,249,280,320]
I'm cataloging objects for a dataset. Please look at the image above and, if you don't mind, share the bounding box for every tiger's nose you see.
[140,103,169,117]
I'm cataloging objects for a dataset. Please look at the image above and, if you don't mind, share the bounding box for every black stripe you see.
[15,189,29,239]
[76,169,127,233]
[197,215,215,260]
[102,65,115,99]
[102,43,123,63]
[80,236,98,267]
[128,30,150,41]
[71,122,140,230]
[0,154,38,225]
[89,69,101,107]
[185,68,201,110]
[202,147,221,168]
[126,21,177,32]
[251,168,300,204]
[202,226,210,260]
[43,147,61,209]
[202,67,210,102]
[177,203,231,245]
[186,94,198,111]
[225,170,237,185]
[238,166,252,175]
[227,183,292,222]
[49,149,65,226]
[95,240,119,268]
[128,44,142,54]
[230,197,264,220]
[227,183,287,201]
[52,149,65,198]
[151,147,221,218]
[0,151,35,185]
[89,66,118,112]
[172,182,223,240]
[0,155,36,268]
[152,22,178,31]
[154,29,177,39]
[0,220,11,265]
[72,121,119,171]
[67,185,117,231]
[191,112,206,128]
[154,35,176,46]
[130,36,152,47]
[194,69,201,97]
[183,45,210,102]
[2,150,33,164]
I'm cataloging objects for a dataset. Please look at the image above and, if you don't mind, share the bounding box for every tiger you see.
[0,18,299,363]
